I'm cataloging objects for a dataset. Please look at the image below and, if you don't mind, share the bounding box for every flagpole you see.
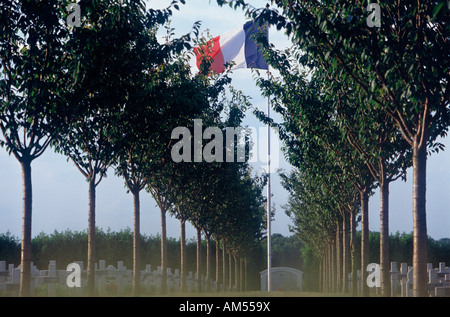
[266,69,272,292]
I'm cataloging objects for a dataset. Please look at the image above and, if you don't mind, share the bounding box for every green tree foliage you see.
[256,0,448,297]
[52,0,194,295]
[270,233,303,269]
[0,0,73,296]
[217,0,448,296]
[0,232,20,265]
[111,20,204,294]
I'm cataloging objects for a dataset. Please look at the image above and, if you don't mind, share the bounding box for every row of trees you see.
[301,232,450,292]
[216,0,449,296]
[0,0,267,296]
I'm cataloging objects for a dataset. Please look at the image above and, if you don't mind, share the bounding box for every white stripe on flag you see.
[219,26,246,70]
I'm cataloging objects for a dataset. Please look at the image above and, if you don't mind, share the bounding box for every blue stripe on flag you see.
[243,21,269,70]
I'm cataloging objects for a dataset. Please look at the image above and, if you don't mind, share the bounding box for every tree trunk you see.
[379,178,390,296]
[325,244,331,293]
[360,189,369,296]
[412,140,428,297]
[234,255,239,292]
[324,252,327,292]
[205,233,211,292]
[342,211,350,293]
[228,251,232,291]
[215,238,220,291]
[322,249,326,292]
[322,253,327,292]
[326,243,331,293]
[330,240,337,292]
[244,259,248,292]
[180,219,186,293]
[160,207,167,294]
[350,209,357,296]
[336,220,342,292]
[196,227,202,293]
[239,258,243,292]
[319,255,323,292]
[330,243,334,292]
[222,245,227,291]
[318,255,322,292]
[19,159,32,297]
[328,243,332,292]
[132,189,141,296]
[87,177,96,296]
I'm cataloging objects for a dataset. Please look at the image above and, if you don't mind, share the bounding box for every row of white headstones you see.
[0,260,223,296]
[1,260,449,296]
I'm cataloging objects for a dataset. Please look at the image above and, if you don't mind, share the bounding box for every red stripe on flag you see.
[194,36,225,74]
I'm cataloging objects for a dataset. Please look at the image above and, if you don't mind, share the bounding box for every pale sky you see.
[0,0,449,241]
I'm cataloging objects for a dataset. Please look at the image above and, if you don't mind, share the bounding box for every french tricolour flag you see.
[194,21,269,73]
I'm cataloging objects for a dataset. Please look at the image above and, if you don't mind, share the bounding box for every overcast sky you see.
[0,0,448,242]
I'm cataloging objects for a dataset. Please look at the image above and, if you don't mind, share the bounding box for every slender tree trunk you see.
[87,176,96,296]
[319,255,323,292]
[160,207,167,294]
[379,178,390,297]
[322,252,328,293]
[325,244,329,292]
[327,246,331,292]
[330,240,336,292]
[19,158,32,297]
[325,253,328,292]
[205,234,211,292]
[228,251,232,291]
[322,249,326,292]
[324,252,327,292]
[342,211,350,293]
[132,189,141,296]
[244,259,248,292]
[330,240,337,292]
[360,189,369,296]
[318,255,322,292]
[222,245,227,291]
[350,209,357,296]
[336,220,342,292]
[196,227,202,293]
[234,255,239,292]
[215,238,220,292]
[327,243,331,292]
[412,140,428,297]
[180,219,186,293]
[239,258,243,292]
